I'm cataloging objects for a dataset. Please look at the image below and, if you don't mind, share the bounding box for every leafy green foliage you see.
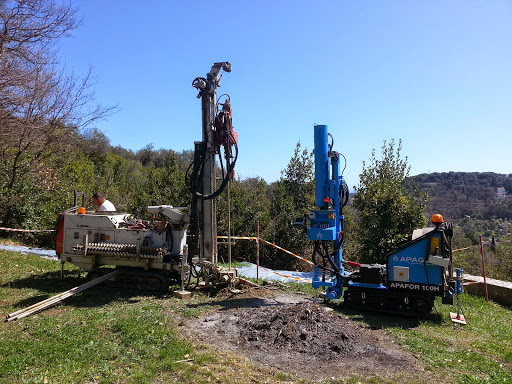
[453,231,512,281]
[265,142,315,269]
[0,1,114,228]
[353,139,427,264]
[411,173,512,272]
[128,156,189,218]
[216,177,271,265]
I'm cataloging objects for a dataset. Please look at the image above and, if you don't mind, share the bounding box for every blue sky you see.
[60,1,512,188]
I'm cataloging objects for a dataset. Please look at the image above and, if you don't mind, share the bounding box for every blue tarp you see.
[0,244,57,259]
[236,262,313,284]
[0,246,314,284]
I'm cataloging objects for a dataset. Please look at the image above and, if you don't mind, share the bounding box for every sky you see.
[59,1,512,188]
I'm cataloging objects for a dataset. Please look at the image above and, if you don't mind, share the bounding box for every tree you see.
[128,153,189,218]
[0,0,115,227]
[266,142,315,269]
[353,139,427,264]
[136,144,155,167]
[216,177,271,264]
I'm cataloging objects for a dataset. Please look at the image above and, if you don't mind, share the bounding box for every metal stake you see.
[256,221,260,282]
[228,179,231,271]
[479,235,489,302]
[450,268,466,324]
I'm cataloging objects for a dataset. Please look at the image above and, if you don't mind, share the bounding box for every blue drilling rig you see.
[297,124,456,316]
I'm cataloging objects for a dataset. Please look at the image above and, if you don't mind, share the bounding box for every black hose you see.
[322,242,342,276]
[185,132,238,201]
[312,241,343,278]
[340,180,349,207]
[184,263,201,290]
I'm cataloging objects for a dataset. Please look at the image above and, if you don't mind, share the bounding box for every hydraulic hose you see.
[185,131,238,200]
[312,241,343,277]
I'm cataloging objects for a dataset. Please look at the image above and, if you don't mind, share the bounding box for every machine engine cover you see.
[359,264,385,284]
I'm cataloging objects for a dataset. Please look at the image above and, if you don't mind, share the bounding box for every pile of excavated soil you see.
[239,303,382,358]
[183,289,423,381]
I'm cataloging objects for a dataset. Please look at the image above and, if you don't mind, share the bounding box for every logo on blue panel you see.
[392,255,424,264]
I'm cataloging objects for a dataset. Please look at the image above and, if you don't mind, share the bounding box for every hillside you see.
[406,172,512,281]
[412,172,512,222]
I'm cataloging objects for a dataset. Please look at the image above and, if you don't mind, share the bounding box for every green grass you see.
[1,250,512,383]
[0,251,299,384]
[0,253,191,383]
[218,261,251,269]
[335,294,512,384]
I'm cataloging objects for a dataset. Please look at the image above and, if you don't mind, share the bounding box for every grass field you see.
[0,249,511,384]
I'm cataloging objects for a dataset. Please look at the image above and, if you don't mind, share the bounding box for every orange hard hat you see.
[431,214,444,224]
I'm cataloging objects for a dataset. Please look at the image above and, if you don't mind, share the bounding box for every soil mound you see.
[239,303,384,358]
[184,291,422,381]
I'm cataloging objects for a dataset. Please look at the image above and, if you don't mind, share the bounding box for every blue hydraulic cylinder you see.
[314,124,330,207]
[331,155,342,269]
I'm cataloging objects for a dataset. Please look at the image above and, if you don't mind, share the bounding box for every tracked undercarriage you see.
[344,286,435,317]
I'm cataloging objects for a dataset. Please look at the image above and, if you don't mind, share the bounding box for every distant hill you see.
[411,172,512,221]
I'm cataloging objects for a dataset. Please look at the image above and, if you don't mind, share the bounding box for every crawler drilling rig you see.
[55,62,237,291]
[296,124,455,315]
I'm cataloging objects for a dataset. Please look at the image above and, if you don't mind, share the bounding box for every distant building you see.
[499,223,510,232]
[497,187,506,198]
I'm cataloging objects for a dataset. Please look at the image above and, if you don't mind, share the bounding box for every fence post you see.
[227,180,231,271]
[479,235,489,302]
[256,221,260,282]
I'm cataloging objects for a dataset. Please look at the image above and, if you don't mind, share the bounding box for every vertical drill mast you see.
[189,62,234,265]
[308,124,348,300]
[199,72,217,263]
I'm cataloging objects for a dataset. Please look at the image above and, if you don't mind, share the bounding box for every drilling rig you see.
[55,62,237,291]
[187,62,238,285]
[296,124,456,315]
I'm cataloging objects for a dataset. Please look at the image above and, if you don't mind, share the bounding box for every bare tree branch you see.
[0,0,117,226]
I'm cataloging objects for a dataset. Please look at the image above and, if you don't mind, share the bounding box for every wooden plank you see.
[5,269,122,322]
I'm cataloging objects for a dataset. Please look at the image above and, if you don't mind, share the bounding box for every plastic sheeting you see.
[236,262,313,284]
[0,246,314,285]
[0,244,57,259]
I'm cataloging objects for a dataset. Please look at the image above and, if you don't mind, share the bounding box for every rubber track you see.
[344,286,435,317]
[87,268,170,293]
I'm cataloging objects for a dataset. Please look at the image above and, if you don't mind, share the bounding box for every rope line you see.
[217,235,258,240]
[259,239,315,266]
[0,227,54,233]
[256,265,312,283]
[217,235,314,266]
[453,245,478,252]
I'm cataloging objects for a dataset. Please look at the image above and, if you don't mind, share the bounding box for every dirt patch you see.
[183,288,423,381]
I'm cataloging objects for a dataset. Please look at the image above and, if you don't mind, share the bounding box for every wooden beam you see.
[5,269,122,322]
